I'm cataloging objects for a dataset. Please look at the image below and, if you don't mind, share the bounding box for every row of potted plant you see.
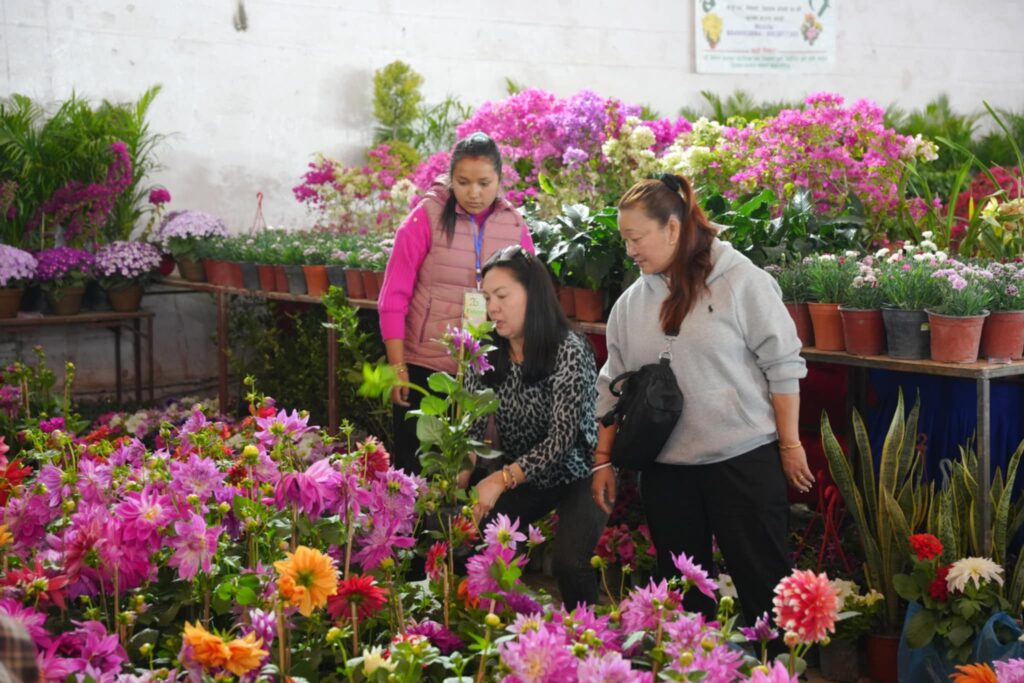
[766,237,1024,363]
[152,210,393,300]
[0,242,162,317]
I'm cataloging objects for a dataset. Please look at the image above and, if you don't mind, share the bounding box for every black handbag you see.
[599,338,683,470]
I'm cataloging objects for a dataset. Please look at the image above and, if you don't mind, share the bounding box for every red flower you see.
[0,452,32,506]
[0,560,69,610]
[910,534,943,561]
[928,565,950,602]
[327,574,388,622]
[425,542,448,582]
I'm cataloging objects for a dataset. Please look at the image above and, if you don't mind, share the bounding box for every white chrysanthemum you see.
[946,557,1004,593]
[362,646,396,675]
[874,247,890,258]
[935,251,948,263]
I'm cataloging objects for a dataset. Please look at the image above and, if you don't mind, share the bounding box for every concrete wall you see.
[2,0,1022,397]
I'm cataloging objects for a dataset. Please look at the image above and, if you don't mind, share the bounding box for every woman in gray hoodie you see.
[591,174,810,625]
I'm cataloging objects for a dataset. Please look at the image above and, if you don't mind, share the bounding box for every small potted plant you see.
[0,245,37,318]
[94,241,163,312]
[764,257,813,346]
[839,255,887,356]
[879,250,944,359]
[151,210,228,282]
[546,205,621,322]
[804,253,857,351]
[978,261,1024,361]
[927,262,993,363]
[820,579,884,682]
[34,247,95,316]
[301,233,330,297]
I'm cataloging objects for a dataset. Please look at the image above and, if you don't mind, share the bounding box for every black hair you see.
[479,245,573,385]
[441,132,503,243]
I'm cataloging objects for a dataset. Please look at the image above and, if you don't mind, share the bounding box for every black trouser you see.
[391,363,436,475]
[639,442,790,626]
[473,471,609,609]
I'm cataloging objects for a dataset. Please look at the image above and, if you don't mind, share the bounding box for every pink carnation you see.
[772,569,839,643]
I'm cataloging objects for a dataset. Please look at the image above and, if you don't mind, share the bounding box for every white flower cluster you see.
[877,231,948,265]
[0,244,38,287]
[95,241,163,280]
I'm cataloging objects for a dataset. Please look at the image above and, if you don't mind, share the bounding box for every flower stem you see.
[351,602,360,653]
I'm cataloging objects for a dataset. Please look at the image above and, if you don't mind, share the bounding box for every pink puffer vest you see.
[404,187,525,373]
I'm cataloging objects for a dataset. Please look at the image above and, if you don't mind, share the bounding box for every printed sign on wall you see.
[695,0,836,74]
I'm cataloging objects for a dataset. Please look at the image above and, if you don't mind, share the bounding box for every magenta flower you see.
[169,452,225,505]
[0,245,37,287]
[254,408,314,449]
[671,551,718,600]
[168,512,222,581]
[498,625,578,681]
[247,608,277,646]
[619,578,679,633]
[115,487,174,547]
[995,659,1024,683]
[148,188,171,205]
[749,661,799,683]
[353,516,416,571]
[274,458,341,518]
[527,524,545,545]
[661,613,707,658]
[445,326,494,374]
[577,651,653,683]
[406,619,464,655]
[0,597,51,646]
[739,611,779,644]
[58,620,128,680]
[484,513,527,550]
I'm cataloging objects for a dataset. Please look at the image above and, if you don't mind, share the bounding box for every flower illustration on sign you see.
[702,12,723,49]
[801,13,823,45]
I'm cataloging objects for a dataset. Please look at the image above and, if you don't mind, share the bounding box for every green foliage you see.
[972,107,1024,169]
[504,77,526,96]
[372,61,424,145]
[707,188,865,266]
[821,390,932,633]
[0,346,86,455]
[0,87,164,247]
[680,89,803,125]
[409,95,474,159]
[530,204,627,291]
[225,289,389,440]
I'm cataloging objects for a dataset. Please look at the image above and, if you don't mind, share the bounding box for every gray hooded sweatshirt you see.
[597,238,807,466]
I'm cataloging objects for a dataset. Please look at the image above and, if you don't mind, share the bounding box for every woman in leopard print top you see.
[463,245,607,607]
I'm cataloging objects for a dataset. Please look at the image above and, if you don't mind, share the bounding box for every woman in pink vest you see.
[378,133,535,474]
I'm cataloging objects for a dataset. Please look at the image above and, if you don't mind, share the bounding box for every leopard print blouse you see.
[466,332,598,489]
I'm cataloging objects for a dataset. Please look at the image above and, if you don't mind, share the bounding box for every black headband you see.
[657,173,682,193]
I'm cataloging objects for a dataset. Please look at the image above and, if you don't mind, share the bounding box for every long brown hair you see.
[618,174,716,334]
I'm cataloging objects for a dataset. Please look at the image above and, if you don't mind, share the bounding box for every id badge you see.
[463,289,488,328]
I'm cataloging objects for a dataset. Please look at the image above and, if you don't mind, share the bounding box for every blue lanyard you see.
[470,215,486,287]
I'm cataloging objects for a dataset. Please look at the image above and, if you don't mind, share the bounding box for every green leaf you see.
[419,395,448,416]
[947,622,974,647]
[904,607,938,648]
[537,172,555,195]
[894,573,922,601]
[235,586,257,605]
[416,414,446,446]
[426,372,459,395]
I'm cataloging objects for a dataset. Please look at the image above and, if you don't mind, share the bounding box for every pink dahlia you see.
[671,551,717,599]
[772,569,839,643]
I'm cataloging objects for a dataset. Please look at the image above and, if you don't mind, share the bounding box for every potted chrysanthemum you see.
[0,245,38,318]
[94,240,163,312]
[151,210,228,282]
[34,247,95,316]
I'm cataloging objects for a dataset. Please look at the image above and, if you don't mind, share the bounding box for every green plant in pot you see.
[151,210,228,281]
[878,252,943,359]
[545,204,623,322]
[927,263,993,363]
[821,389,932,635]
[764,256,813,346]
[803,253,856,351]
[93,240,162,312]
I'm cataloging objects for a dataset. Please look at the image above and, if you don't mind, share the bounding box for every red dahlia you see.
[909,533,943,561]
[327,574,388,622]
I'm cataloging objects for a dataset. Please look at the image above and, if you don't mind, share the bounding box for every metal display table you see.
[0,309,155,404]
[802,348,1024,554]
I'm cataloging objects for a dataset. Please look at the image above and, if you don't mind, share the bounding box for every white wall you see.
[2,0,1023,397]
[4,0,1022,230]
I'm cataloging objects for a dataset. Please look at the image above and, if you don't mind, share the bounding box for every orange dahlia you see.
[224,632,269,676]
[183,621,230,669]
[274,545,338,616]
[951,663,997,683]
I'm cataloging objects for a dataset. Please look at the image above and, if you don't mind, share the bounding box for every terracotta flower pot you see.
[558,286,576,318]
[361,269,381,300]
[980,310,1024,361]
[807,302,844,351]
[928,310,989,363]
[374,270,386,290]
[273,265,289,293]
[46,285,86,316]
[256,264,276,291]
[573,287,604,322]
[175,256,206,282]
[303,265,329,297]
[106,283,144,313]
[882,308,930,359]
[784,302,814,347]
[203,259,232,286]
[224,261,245,289]
[0,287,22,318]
[840,307,885,356]
[345,269,366,299]
[866,634,899,683]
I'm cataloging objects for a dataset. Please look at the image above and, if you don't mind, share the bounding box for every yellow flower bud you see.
[326,627,343,644]
[678,651,694,666]
[484,613,501,629]
[590,555,606,569]
[139,643,153,656]
[719,596,734,611]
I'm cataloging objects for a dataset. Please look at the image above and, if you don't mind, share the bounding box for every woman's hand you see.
[592,467,617,515]
[456,467,473,490]
[472,472,505,523]
[390,367,410,406]
[780,443,814,493]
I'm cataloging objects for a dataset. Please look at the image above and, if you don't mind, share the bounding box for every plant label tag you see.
[920,322,930,332]
[463,289,488,328]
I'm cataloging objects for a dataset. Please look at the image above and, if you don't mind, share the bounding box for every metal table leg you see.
[327,313,338,434]
[217,290,228,416]
[978,377,992,555]
[147,316,155,402]
[133,319,142,403]
[114,326,123,404]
